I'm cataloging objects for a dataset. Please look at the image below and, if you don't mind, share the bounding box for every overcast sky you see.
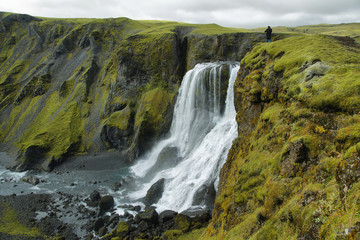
[1,0,359,28]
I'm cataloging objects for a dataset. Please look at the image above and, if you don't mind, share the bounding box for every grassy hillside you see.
[206,32,360,239]
[252,23,360,43]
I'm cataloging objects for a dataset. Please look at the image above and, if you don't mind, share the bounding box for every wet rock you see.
[192,182,216,210]
[116,221,130,238]
[138,207,159,224]
[174,213,191,232]
[21,175,40,185]
[130,205,141,212]
[113,182,122,191]
[93,218,104,232]
[98,226,108,237]
[99,195,114,215]
[90,190,101,202]
[159,210,178,230]
[280,139,310,178]
[159,210,178,224]
[144,178,165,206]
[139,220,150,232]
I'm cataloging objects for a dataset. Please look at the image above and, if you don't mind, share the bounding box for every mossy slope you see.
[207,34,360,239]
[0,12,263,170]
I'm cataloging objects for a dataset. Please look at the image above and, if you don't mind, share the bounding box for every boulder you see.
[21,176,40,185]
[159,210,178,231]
[159,210,178,224]
[144,178,165,206]
[99,195,114,215]
[116,221,130,238]
[93,218,104,232]
[90,190,101,202]
[138,207,159,224]
[174,213,191,232]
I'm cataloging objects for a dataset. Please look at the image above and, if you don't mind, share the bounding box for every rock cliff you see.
[208,34,360,239]
[0,12,263,171]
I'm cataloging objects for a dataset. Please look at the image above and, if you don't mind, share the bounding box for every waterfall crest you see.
[129,62,239,213]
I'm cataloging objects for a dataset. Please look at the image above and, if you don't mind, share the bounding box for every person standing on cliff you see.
[265,26,272,43]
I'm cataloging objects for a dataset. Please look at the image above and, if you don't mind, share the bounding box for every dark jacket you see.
[265,27,272,39]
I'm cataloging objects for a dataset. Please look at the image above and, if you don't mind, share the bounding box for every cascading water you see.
[129,62,239,213]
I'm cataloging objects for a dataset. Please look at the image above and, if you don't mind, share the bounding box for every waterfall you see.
[129,62,239,213]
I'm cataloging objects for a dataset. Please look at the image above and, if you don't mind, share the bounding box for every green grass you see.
[208,32,360,239]
[251,23,360,38]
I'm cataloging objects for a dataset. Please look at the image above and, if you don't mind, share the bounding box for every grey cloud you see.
[0,0,359,28]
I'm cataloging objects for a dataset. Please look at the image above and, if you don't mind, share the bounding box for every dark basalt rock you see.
[98,195,115,215]
[159,210,178,224]
[138,207,159,224]
[192,181,216,210]
[93,217,105,232]
[144,178,165,207]
[90,190,101,202]
[100,125,133,151]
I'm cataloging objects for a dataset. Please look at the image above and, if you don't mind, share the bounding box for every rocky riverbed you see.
[0,152,212,239]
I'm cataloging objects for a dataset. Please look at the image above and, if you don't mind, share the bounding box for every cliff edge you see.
[208,34,360,239]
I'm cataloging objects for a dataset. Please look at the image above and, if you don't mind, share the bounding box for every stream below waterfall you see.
[0,62,240,217]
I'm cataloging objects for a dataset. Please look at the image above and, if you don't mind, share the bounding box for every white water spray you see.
[130,62,239,212]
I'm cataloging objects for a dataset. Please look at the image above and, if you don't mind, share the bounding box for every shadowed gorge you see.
[0,11,360,240]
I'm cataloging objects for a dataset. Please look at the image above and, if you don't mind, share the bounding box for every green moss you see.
[116,221,129,234]
[162,230,184,239]
[337,122,360,145]
[105,106,132,130]
[210,33,360,237]
[17,93,83,165]
[135,87,174,129]
[0,203,42,237]
[242,34,360,113]
[174,214,192,232]
[344,143,360,159]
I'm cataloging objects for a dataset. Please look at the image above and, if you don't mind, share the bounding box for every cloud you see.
[1,0,359,28]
